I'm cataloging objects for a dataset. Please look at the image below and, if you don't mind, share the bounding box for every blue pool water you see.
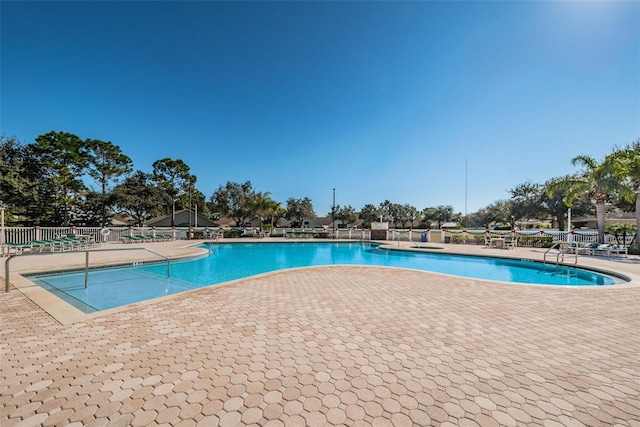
[28,242,620,313]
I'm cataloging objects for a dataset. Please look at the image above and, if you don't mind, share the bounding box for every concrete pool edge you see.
[3,242,212,324]
[4,239,640,325]
[378,243,633,285]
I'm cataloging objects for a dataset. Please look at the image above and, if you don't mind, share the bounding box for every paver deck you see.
[2,240,639,426]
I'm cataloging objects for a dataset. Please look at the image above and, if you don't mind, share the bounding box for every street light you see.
[332,188,336,239]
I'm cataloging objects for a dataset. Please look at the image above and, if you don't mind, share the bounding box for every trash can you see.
[421,233,427,242]
[444,236,451,243]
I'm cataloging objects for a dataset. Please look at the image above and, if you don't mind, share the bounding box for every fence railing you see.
[1,226,635,246]
[386,228,636,246]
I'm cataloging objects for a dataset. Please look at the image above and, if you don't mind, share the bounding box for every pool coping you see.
[377,243,632,284]
[4,239,640,325]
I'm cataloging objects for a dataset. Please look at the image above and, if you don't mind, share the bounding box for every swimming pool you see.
[28,242,621,313]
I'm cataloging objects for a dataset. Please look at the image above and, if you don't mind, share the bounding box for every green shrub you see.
[451,234,464,244]
[473,234,486,245]
[223,229,243,238]
[628,245,640,255]
[313,232,329,239]
[516,235,554,248]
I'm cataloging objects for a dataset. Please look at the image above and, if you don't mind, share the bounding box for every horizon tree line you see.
[1,131,638,244]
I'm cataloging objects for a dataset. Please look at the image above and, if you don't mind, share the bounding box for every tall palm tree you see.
[266,200,285,228]
[548,153,621,243]
[252,192,274,230]
[610,140,640,243]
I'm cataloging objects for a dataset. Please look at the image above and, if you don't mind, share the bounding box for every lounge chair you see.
[32,239,62,251]
[590,244,611,256]
[2,242,33,255]
[565,242,593,255]
[60,237,88,249]
[608,244,628,257]
[49,238,76,251]
[121,235,145,243]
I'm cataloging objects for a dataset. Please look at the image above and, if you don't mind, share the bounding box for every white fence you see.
[1,226,185,245]
[383,229,636,246]
[1,226,635,246]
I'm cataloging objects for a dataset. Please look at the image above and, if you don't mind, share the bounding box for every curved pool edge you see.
[378,242,638,288]
[5,239,640,325]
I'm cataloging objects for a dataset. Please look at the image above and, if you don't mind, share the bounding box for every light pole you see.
[332,188,336,239]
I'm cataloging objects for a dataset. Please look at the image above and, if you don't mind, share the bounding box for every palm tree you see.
[548,153,621,243]
[266,200,285,228]
[609,140,640,243]
[252,192,275,230]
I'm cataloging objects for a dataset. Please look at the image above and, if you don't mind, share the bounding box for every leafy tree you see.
[402,204,419,228]
[377,200,392,223]
[74,191,108,226]
[0,136,40,225]
[178,174,200,228]
[112,171,165,226]
[358,204,379,228]
[333,204,358,228]
[85,139,133,226]
[548,154,621,243]
[152,158,191,226]
[187,186,209,219]
[493,199,519,229]
[427,205,454,229]
[540,177,590,230]
[463,209,487,228]
[211,181,257,227]
[509,182,545,226]
[421,207,437,228]
[388,203,405,228]
[285,197,315,227]
[33,131,88,226]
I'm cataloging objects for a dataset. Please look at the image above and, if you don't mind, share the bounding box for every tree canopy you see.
[1,131,638,236]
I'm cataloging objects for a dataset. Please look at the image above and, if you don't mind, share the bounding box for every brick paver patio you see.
[2,241,639,426]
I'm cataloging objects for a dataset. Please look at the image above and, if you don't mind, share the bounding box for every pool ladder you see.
[543,242,578,269]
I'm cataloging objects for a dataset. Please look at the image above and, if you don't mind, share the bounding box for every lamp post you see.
[332,188,336,239]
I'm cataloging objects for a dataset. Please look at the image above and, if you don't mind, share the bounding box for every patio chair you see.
[564,242,591,255]
[2,242,33,255]
[608,244,628,257]
[121,235,144,243]
[60,237,88,249]
[590,244,611,256]
[49,238,76,251]
[504,235,517,249]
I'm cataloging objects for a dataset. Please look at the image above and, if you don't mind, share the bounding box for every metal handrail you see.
[543,242,579,268]
[5,247,170,292]
[543,242,561,265]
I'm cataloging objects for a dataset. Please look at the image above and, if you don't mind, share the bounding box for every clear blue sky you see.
[2,1,639,216]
